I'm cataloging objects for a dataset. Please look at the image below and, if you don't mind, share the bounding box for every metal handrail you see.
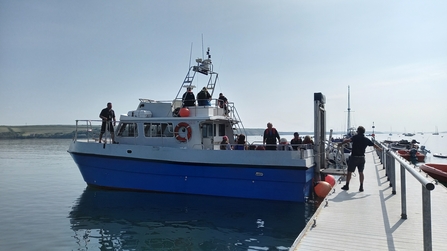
[375,140,435,251]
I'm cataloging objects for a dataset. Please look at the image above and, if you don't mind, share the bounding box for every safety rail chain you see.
[374,139,435,251]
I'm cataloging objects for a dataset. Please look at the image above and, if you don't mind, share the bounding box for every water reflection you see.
[69,187,315,250]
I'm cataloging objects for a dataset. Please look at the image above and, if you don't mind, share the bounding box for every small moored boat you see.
[397,149,425,163]
[419,163,447,182]
[433,153,447,159]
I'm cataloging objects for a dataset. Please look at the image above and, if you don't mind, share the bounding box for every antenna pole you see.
[188,43,193,69]
[201,34,204,59]
[347,85,351,134]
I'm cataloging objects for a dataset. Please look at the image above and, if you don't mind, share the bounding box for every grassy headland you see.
[0,125,77,139]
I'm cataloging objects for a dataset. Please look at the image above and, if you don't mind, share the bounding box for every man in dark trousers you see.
[341,126,380,192]
[263,122,280,150]
[99,102,116,143]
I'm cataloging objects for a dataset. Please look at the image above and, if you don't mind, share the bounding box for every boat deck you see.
[291,147,447,250]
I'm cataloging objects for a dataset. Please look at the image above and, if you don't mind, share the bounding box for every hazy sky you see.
[1,1,446,134]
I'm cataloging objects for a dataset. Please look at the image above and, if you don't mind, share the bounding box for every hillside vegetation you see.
[0,125,77,139]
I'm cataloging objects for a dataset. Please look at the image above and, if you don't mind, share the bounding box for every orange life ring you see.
[174,122,192,142]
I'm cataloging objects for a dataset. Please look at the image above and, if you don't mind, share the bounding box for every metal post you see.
[391,157,396,194]
[400,163,407,219]
[422,186,432,251]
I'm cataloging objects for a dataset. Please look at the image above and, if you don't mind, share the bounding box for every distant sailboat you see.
[433,126,439,135]
[389,127,392,136]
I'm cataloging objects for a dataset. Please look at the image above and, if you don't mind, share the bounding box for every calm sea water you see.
[0,138,315,251]
[1,134,445,250]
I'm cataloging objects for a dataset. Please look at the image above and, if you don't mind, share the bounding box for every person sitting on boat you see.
[99,102,116,143]
[220,136,232,150]
[182,87,196,107]
[218,93,229,115]
[302,136,314,146]
[233,134,246,150]
[290,132,303,150]
[197,87,211,106]
[263,122,280,150]
[277,138,293,151]
[410,139,419,150]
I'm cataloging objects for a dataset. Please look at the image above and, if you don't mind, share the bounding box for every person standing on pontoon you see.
[263,122,280,150]
[99,102,116,143]
[341,126,380,192]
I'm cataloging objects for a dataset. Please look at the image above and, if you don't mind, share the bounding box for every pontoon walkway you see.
[291,147,447,251]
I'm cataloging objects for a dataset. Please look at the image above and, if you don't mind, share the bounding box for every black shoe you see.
[341,185,349,190]
[359,186,364,192]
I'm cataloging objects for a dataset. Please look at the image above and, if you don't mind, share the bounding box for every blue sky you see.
[1,0,446,134]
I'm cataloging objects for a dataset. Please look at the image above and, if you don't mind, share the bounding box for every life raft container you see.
[174,122,192,142]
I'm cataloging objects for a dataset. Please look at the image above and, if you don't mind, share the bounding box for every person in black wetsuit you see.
[341,126,381,192]
[99,102,116,143]
[263,122,280,150]
[182,87,196,107]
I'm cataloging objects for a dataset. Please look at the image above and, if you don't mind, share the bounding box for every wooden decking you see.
[291,147,447,251]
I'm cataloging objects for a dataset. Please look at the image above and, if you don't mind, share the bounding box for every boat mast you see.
[347,85,351,135]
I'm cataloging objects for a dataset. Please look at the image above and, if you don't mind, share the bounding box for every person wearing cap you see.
[182,87,196,107]
[263,122,280,150]
[220,136,232,150]
[197,87,211,106]
[340,126,381,192]
[277,138,293,151]
[290,132,303,150]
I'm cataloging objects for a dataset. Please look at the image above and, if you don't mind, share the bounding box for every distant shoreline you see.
[0,125,414,139]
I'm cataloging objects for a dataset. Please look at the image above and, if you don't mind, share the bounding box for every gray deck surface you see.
[291,147,447,251]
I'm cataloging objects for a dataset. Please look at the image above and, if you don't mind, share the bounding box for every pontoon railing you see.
[375,140,435,251]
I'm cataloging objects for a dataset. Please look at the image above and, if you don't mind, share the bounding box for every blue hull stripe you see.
[70,153,314,202]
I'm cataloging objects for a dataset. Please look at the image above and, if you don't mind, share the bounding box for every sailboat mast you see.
[347,85,351,135]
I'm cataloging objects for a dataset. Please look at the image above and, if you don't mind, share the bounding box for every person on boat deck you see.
[340,126,381,192]
[263,122,280,150]
[182,87,196,107]
[197,87,212,106]
[290,132,303,150]
[277,138,293,151]
[220,136,232,150]
[410,139,419,150]
[302,135,314,147]
[217,93,229,114]
[233,134,246,150]
[99,102,116,143]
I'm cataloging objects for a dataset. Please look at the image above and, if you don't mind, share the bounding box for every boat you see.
[433,126,439,135]
[397,149,425,163]
[433,153,447,159]
[68,48,320,202]
[419,163,447,182]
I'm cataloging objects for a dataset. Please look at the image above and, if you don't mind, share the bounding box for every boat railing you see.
[375,140,436,251]
[74,119,117,144]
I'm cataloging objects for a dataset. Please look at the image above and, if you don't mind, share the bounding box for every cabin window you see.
[144,123,173,137]
[218,124,225,136]
[117,123,138,137]
[202,124,213,138]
